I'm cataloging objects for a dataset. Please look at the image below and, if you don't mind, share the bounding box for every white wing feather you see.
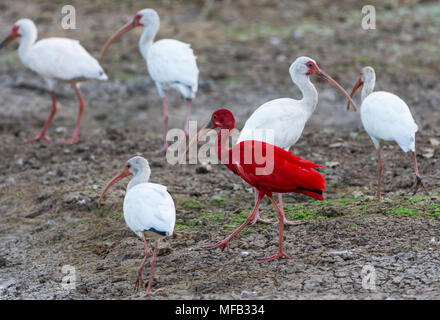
[24,38,107,81]
[361,91,418,152]
[147,39,199,98]
[123,183,176,238]
[237,98,311,150]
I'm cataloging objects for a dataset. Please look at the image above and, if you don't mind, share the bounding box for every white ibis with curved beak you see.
[237,56,357,224]
[99,9,199,153]
[347,66,429,198]
[0,19,107,143]
[99,156,176,298]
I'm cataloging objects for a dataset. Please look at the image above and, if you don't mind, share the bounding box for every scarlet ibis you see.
[347,66,429,198]
[182,109,325,261]
[0,19,107,143]
[99,9,199,153]
[99,156,176,298]
[237,56,357,224]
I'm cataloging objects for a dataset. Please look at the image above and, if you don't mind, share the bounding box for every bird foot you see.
[283,219,307,226]
[136,288,163,299]
[204,239,231,253]
[412,176,429,196]
[257,250,290,262]
[24,134,51,143]
[150,143,168,154]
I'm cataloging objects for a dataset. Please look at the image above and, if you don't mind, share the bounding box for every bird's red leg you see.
[376,147,383,199]
[135,234,151,291]
[205,192,264,252]
[68,84,85,144]
[411,149,429,195]
[250,188,272,225]
[257,195,290,262]
[138,240,162,298]
[25,90,57,142]
[155,97,169,153]
[183,99,191,137]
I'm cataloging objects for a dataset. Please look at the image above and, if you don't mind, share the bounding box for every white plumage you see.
[99,156,176,298]
[124,182,176,239]
[349,66,428,198]
[99,8,199,152]
[147,38,198,100]
[0,18,107,143]
[361,91,417,152]
[237,56,357,223]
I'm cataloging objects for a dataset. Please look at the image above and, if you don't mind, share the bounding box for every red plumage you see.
[186,108,326,261]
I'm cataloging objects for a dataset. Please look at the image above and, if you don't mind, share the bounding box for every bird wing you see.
[361,91,418,151]
[237,98,309,150]
[230,141,325,197]
[147,39,199,91]
[25,38,107,81]
[123,183,176,237]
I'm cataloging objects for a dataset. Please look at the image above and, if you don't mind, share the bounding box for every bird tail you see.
[295,186,324,200]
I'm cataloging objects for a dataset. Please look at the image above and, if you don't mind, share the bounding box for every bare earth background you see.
[0,0,439,299]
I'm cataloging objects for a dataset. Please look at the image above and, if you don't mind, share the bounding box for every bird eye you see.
[213,115,217,119]
[127,164,131,169]
[308,63,313,67]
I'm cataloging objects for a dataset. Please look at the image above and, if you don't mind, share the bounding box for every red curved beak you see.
[0,34,17,49]
[98,166,132,206]
[346,76,363,110]
[313,67,358,112]
[98,20,137,60]
[179,121,213,167]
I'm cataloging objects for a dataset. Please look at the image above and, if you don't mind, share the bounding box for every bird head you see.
[98,156,150,206]
[179,108,236,166]
[0,19,36,49]
[290,56,358,112]
[98,9,159,60]
[346,66,376,110]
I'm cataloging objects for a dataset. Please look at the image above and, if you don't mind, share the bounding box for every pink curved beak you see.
[98,166,131,206]
[346,76,363,110]
[0,34,16,49]
[313,67,358,112]
[99,20,137,60]
[179,121,213,167]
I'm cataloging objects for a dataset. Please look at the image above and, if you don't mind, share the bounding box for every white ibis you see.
[99,156,176,298]
[0,19,107,143]
[347,66,429,198]
[99,9,199,153]
[237,56,357,224]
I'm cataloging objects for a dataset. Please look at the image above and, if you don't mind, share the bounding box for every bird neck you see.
[139,23,159,60]
[215,127,235,167]
[127,169,151,190]
[361,78,375,102]
[292,73,318,116]
[18,27,38,62]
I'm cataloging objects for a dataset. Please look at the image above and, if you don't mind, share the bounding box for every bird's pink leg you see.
[138,240,162,298]
[205,192,264,252]
[183,99,192,137]
[250,188,272,225]
[68,84,85,144]
[155,97,169,153]
[257,195,290,262]
[25,90,57,142]
[412,149,429,195]
[135,234,151,291]
[376,147,383,199]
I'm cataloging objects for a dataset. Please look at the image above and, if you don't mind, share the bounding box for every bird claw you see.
[412,176,429,196]
[24,134,51,143]
[136,287,163,299]
[204,240,231,253]
[257,251,290,262]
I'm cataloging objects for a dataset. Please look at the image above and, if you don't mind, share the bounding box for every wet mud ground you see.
[0,0,439,299]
